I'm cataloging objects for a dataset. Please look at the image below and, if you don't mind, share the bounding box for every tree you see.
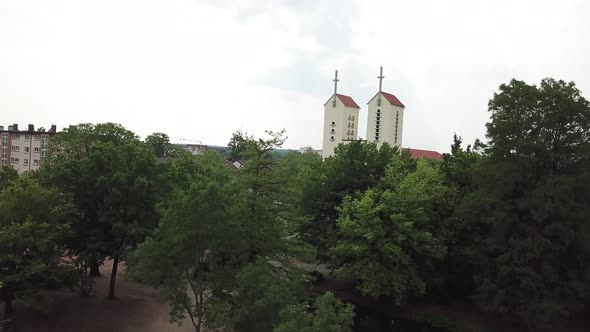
[128,153,236,332]
[331,158,454,303]
[0,166,18,188]
[437,134,483,299]
[207,261,304,332]
[229,130,293,261]
[45,123,158,298]
[301,141,398,257]
[227,130,254,162]
[460,78,590,328]
[144,132,175,158]
[275,292,355,332]
[0,176,76,319]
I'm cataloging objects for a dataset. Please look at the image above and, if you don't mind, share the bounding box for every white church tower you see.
[366,67,405,148]
[321,70,361,158]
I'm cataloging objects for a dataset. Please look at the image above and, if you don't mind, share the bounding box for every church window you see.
[351,130,354,135]
[330,136,334,141]
[375,136,379,141]
[330,129,335,133]
[331,121,335,126]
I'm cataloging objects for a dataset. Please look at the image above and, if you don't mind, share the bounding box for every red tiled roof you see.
[336,94,360,108]
[405,148,443,160]
[380,91,405,108]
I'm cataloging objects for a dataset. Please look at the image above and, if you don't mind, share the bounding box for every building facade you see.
[321,71,361,158]
[366,67,405,148]
[366,91,405,148]
[0,124,57,173]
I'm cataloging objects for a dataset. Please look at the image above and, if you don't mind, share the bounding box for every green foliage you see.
[275,292,355,332]
[229,130,293,262]
[209,261,304,332]
[128,153,235,331]
[0,176,76,318]
[144,132,174,158]
[0,166,18,188]
[332,158,454,302]
[460,78,590,328]
[301,140,398,256]
[45,123,159,298]
[131,130,309,332]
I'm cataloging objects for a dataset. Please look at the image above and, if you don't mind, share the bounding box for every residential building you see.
[0,124,57,173]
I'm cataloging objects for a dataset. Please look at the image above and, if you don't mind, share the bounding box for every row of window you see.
[9,146,42,153]
[375,109,381,141]
[331,121,356,127]
[9,157,40,165]
[10,134,44,141]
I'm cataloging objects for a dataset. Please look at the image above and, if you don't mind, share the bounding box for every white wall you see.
[321,95,360,158]
[366,92,404,148]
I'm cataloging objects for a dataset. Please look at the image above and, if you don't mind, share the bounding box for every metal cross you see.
[378,66,385,92]
[333,70,339,96]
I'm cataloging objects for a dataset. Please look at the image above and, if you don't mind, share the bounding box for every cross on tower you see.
[332,70,339,107]
[378,66,385,92]
[333,70,339,95]
[377,66,385,105]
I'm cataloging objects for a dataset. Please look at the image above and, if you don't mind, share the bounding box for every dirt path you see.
[13,260,199,332]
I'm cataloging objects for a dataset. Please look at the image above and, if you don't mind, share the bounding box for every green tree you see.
[0,166,18,188]
[331,158,454,303]
[128,153,236,332]
[229,130,293,261]
[227,130,254,162]
[0,176,76,319]
[45,123,158,299]
[437,134,483,299]
[301,141,398,257]
[275,292,355,332]
[208,261,304,332]
[461,78,590,328]
[144,132,174,158]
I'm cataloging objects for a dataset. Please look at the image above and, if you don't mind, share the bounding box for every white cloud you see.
[1,0,589,151]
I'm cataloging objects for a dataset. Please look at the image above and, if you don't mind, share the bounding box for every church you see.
[321,67,442,160]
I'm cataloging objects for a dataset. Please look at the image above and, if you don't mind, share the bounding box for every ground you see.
[14,259,198,332]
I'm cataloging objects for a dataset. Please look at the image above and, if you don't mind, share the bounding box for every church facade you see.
[322,67,406,158]
[321,70,361,159]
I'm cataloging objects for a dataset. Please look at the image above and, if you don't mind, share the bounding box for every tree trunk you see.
[90,254,101,277]
[108,255,119,300]
[4,295,13,319]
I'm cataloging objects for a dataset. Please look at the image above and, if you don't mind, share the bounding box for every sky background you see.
[1,0,589,152]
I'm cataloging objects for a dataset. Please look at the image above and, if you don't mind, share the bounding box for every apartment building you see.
[0,124,57,173]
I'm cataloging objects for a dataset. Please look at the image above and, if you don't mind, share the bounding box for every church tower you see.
[366,67,405,148]
[321,70,361,158]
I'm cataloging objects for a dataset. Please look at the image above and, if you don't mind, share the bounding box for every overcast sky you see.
[1,0,589,152]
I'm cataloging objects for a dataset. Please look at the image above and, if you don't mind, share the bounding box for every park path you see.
[16,259,200,332]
